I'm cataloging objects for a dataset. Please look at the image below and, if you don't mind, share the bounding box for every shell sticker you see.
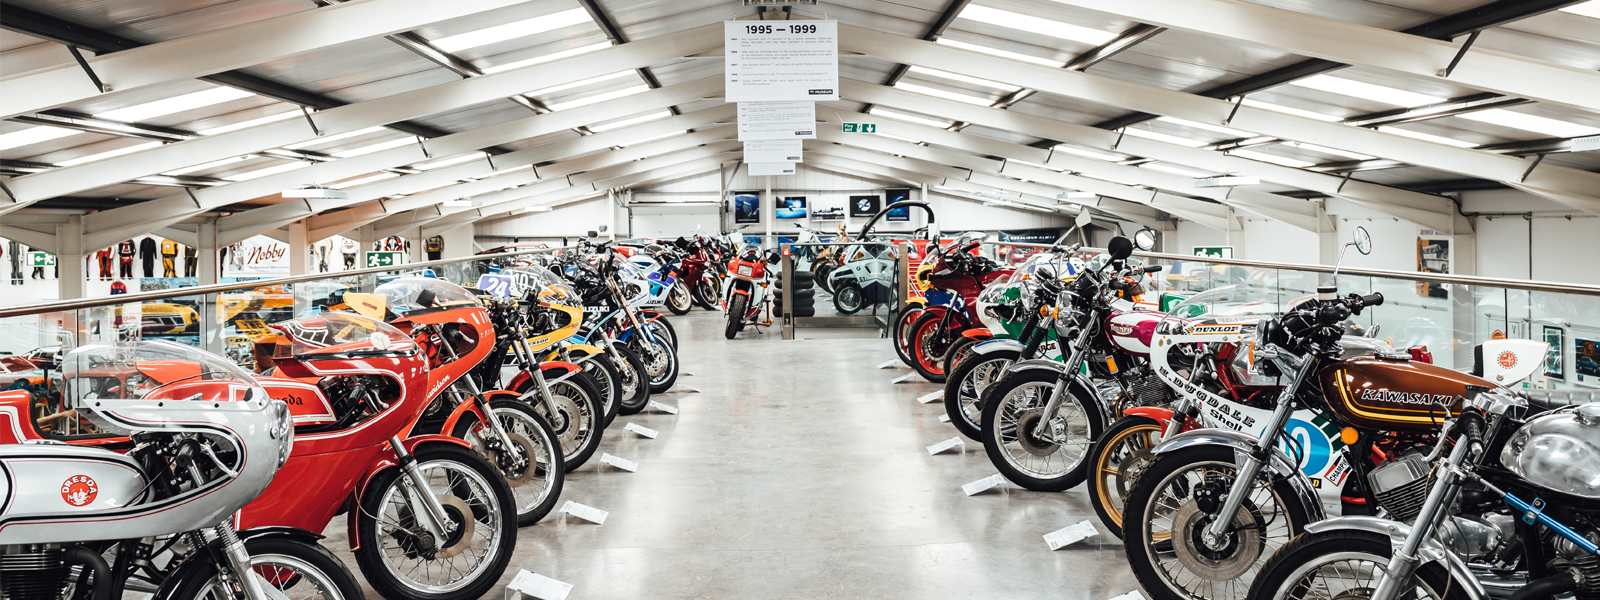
[1496,351,1518,369]
[61,475,98,507]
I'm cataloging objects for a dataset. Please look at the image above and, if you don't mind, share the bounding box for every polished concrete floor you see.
[327,310,1141,599]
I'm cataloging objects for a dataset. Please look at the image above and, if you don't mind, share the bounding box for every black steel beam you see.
[865,0,974,115]
[574,0,678,115]
[1090,0,1587,131]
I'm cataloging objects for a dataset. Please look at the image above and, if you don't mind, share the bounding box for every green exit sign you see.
[26,252,55,267]
[365,251,405,268]
[1192,246,1234,259]
[841,123,877,133]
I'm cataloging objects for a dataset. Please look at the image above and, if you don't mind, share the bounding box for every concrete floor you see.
[327,310,1141,599]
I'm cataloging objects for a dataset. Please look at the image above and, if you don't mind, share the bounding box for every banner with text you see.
[725,21,838,102]
[737,102,817,141]
[744,139,803,164]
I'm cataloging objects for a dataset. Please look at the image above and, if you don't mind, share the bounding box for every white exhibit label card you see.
[1109,592,1148,600]
[748,162,796,176]
[890,372,917,384]
[600,453,639,472]
[877,359,900,369]
[725,21,838,102]
[623,422,659,439]
[648,400,679,415]
[938,413,951,423]
[926,437,964,455]
[744,139,803,164]
[917,391,943,404]
[506,570,573,600]
[962,474,1007,496]
[1044,520,1099,550]
[559,501,609,525]
[738,102,817,140]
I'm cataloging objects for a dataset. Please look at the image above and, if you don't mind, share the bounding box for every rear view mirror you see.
[1107,236,1134,261]
[1133,228,1157,252]
[1352,226,1372,255]
[586,230,598,238]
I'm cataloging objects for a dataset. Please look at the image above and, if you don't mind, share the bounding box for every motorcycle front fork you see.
[508,333,563,420]
[432,325,523,463]
[1198,356,1314,548]
[209,524,286,600]
[1031,318,1098,439]
[387,435,460,543]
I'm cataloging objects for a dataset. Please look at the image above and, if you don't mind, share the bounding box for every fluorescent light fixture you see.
[1281,141,1375,161]
[1058,190,1096,200]
[1239,98,1341,122]
[1141,163,1213,178]
[96,86,254,122]
[870,132,925,145]
[906,66,1020,91]
[867,106,950,128]
[415,152,486,170]
[1376,125,1478,148]
[0,125,80,151]
[163,155,254,176]
[441,199,480,208]
[1156,117,1255,139]
[1287,74,1444,108]
[1560,1,1600,18]
[334,137,415,158]
[398,180,458,196]
[1080,173,1139,186]
[618,130,686,147]
[1122,127,1206,148]
[481,42,613,74]
[518,206,553,214]
[546,85,649,111]
[284,126,386,150]
[1008,159,1063,172]
[935,38,1062,67]
[196,109,301,135]
[1194,176,1260,188]
[589,110,673,132]
[55,141,163,166]
[1053,145,1123,162]
[432,7,593,52]
[1230,149,1314,168]
[467,164,533,180]
[958,5,1117,45]
[1455,109,1600,139]
[224,161,312,182]
[331,172,400,189]
[283,186,349,199]
[893,83,994,106]
[526,71,634,98]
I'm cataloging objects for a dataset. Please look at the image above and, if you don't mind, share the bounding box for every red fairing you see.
[0,390,43,444]
[961,329,993,340]
[1122,406,1175,427]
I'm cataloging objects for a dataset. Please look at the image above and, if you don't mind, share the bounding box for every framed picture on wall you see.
[1576,336,1600,383]
[733,191,760,224]
[777,196,807,219]
[811,206,844,221]
[849,194,880,218]
[885,188,911,221]
[1544,326,1565,380]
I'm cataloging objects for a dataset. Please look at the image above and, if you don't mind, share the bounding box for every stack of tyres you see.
[776,270,817,317]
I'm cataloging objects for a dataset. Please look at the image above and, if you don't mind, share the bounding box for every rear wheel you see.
[1088,416,1163,539]
[725,293,748,339]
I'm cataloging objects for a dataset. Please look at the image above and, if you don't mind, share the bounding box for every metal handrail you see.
[0,246,568,318]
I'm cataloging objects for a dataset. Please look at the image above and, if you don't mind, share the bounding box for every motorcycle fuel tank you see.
[0,446,147,522]
[1318,357,1484,432]
[1105,310,1163,357]
[1500,403,1600,500]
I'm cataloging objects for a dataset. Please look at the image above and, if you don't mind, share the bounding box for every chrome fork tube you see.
[211,524,275,600]
[1200,356,1311,545]
[1370,439,1472,600]
[434,326,520,454]
[1031,314,1098,438]
[388,435,456,538]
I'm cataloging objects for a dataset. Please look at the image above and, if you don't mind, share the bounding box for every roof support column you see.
[196,217,222,355]
[55,215,83,302]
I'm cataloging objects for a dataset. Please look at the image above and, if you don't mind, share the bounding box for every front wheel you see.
[451,399,564,526]
[354,444,516,600]
[832,282,863,315]
[568,349,621,428]
[892,305,926,368]
[528,369,604,472]
[693,279,720,309]
[645,316,678,351]
[725,293,748,339]
[176,536,362,600]
[1247,530,1468,600]
[609,344,651,415]
[814,263,836,293]
[666,282,691,315]
[1088,416,1163,539]
[943,348,1016,441]
[632,336,680,394]
[979,369,1103,491]
[1123,446,1313,600]
[908,310,957,383]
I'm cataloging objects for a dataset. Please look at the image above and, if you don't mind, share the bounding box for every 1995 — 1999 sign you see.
[724,20,838,103]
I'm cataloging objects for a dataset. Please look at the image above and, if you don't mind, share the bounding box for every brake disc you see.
[432,495,477,559]
[1013,409,1059,456]
[1168,498,1264,581]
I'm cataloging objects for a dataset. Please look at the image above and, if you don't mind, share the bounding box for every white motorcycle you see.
[0,340,362,600]
[722,242,780,339]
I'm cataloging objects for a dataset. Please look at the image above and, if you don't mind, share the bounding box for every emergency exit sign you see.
[1193,246,1234,259]
[365,251,404,268]
[841,123,876,133]
[26,252,54,267]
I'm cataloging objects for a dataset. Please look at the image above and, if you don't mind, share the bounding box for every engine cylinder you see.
[1,547,67,600]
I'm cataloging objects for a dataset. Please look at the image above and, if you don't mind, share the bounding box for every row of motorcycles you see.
[0,242,691,600]
[899,223,1600,600]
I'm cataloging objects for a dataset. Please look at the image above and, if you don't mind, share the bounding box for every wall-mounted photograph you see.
[777,196,808,219]
[733,191,760,224]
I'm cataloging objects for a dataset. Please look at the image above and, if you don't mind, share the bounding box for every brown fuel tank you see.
[1318,357,1492,432]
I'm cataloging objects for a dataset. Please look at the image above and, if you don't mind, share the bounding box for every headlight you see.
[267,398,294,469]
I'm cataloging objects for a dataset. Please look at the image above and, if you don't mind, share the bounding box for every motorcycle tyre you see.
[450,399,564,526]
[610,344,652,416]
[832,282,864,315]
[1087,415,1163,539]
[1246,531,1467,600]
[725,294,747,339]
[943,348,1017,441]
[978,369,1104,491]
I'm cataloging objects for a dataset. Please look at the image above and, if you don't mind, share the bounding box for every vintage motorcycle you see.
[907,233,1015,383]
[0,340,362,600]
[673,234,723,309]
[1248,392,1600,600]
[723,241,781,339]
[977,236,1168,491]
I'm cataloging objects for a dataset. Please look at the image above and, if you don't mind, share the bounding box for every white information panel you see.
[725,21,838,102]
[748,162,796,177]
[737,102,817,141]
[744,139,802,164]
[506,570,573,600]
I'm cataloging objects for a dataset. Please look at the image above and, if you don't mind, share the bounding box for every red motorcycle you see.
[673,234,722,310]
[907,233,1014,383]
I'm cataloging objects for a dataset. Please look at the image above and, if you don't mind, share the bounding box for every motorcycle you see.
[722,241,781,339]
[626,242,694,316]
[1248,391,1600,600]
[249,310,518,600]
[673,234,723,310]
[0,340,362,600]
[556,244,681,395]
[976,235,1166,491]
[907,233,1015,383]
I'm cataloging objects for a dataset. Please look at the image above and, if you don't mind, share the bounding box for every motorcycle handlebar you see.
[1358,292,1384,309]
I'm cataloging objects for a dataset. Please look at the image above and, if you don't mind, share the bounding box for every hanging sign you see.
[26,252,55,267]
[224,235,291,277]
[747,162,796,176]
[743,139,803,163]
[724,21,838,102]
[840,123,877,133]
[738,102,817,140]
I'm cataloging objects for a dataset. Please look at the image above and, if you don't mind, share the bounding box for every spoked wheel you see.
[942,336,980,377]
[892,305,926,368]
[451,399,563,526]
[908,310,956,383]
[978,370,1103,491]
[666,283,692,315]
[1124,446,1312,600]
[609,343,651,415]
[526,370,604,472]
[567,348,621,427]
[832,282,863,315]
[181,537,362,600]
[1088,416,1163,539]
[943,349,1016,441]
[1247,531,1468,600]
[354,444,515,600]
